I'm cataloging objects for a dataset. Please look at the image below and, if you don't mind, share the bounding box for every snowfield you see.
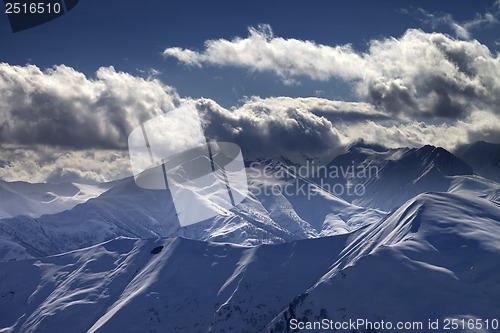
[0,180,109,219]
[0,192,499,333]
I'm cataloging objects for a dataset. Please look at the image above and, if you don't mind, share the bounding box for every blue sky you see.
[1,0,499,107]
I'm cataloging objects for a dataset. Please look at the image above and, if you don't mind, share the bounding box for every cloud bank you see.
[194,96,500,163]
[2,20,500,183]
[164,25,500,119]
[195,97,349,164]
[0,64,180,183]
[0,64,178,149]
[0,146,131,184]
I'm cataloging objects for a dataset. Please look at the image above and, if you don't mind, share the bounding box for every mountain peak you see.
[410,145,473,176]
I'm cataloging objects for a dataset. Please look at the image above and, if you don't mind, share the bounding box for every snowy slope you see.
[266,192,500,332]
[448,175,500,201]
[0,236,350,333]
[248,160,384,236]
[0,179,110,219]
[0,192,499,333]
[0,171,384,261]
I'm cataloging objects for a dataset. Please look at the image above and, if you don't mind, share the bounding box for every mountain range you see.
[0,192,498,333]
[0,141,499,332]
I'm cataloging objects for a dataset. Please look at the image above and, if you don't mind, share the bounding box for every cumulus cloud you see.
[0,63,181,183]
[0,64,179,149]
[231,96,391,123]
[164,24,365,81]
[192,96,500,164]
[2,91,499,182]
[194,97,346,164]
[164,25,500,119]
[357,30,500,118]
[0,60,498,183]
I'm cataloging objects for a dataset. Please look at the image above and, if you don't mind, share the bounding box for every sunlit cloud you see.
[164,25,500,119]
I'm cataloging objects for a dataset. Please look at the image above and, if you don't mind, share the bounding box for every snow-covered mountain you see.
[0,180,109,219]
[455,141,500,183]
[318,141,497,211]
[0,192,498,333]
[0,168,384,261]
[266,192,500,332]
[1,142,498,262]
[0,236,348,333]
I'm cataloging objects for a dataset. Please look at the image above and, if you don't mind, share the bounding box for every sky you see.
[0,0,499,183]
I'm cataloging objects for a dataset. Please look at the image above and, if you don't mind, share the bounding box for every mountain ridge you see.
[1,192,499,333]
[1,142,498,262]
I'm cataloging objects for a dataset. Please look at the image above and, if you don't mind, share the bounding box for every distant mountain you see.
[1,141,499,332]
[0,180,108,219]
[0,192,498,333]
[455,141,500,183]
[2,141,499,262]
[319,141,483,211]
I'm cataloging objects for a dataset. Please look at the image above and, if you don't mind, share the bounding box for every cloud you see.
[0,63,181,183]
[1,93,499,183]
[233,96,392,123]
[0,64,179,150]
[194,97,347,164]
[414,5,499,40]
[0,62,498,184]
[0,146,131,184]
[338,110,500,152]
[194,96,500,164]
[164,24,365,81]
[357,30,500,118]
[164,25,500,119]
[1,95,366,182]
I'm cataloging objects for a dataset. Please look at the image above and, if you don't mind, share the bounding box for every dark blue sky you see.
[1,0,498,107]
